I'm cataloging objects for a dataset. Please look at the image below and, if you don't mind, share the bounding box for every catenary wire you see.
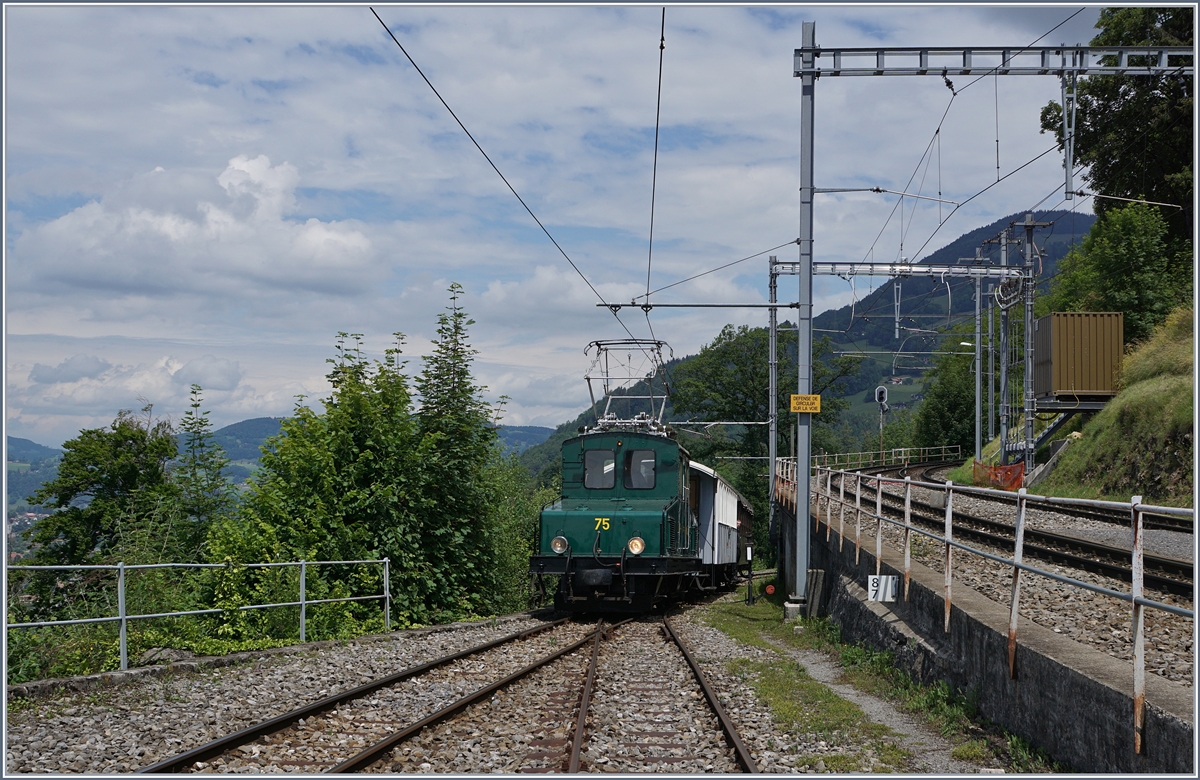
[643,9,668,348]
[369,7,646,348]
[905,143,1061,262]
[645,8,666,302]
[956,8,1089,95]
[862,8,1089,264]
[638,239,800,300]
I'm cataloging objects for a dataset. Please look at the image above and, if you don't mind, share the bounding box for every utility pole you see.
[893,281,902,341]
[782,34,1191,597]
[985,230,1012,464]
[1019,213,1052,476]
[975,274,982,462]
[792,20,816,608]
[987,284,995,443]
[960,248,984,463]
[768,256,778,553]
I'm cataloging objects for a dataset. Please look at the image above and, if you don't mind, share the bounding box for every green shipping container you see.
[1033,312,1123,400]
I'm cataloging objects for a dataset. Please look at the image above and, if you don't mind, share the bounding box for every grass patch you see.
[704,584,909,771]
[1039,371,1193,505]
[944,461,974,484]
[1007,734,1060,773]
[726,656,887,739]
[951,739,989,762]
[837,643,976,737]
[6,696,38,715]
[703,581,1067,772]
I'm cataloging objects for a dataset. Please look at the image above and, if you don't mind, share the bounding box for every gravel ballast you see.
[818,474,1195,687]
[6,603,1004,774]
[5,615,553,774]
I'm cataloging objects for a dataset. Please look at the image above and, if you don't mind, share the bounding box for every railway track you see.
[822,462,1193,597]
[138,615,757,774]
[908,462,1193,534]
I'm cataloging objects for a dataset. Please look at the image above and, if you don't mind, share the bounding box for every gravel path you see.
[758,635,983,774]
[819,476,1195,687]
[675,605,1001,774]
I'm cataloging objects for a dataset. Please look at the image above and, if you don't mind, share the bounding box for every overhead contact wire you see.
[907,142,1061,262]
[369,7,643,345]
[644,9,667,345]
[865,8,1088,266]
[642,239,800,299]
[645,8,666,303]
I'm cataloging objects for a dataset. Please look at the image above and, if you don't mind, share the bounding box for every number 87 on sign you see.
[868,575,898,602]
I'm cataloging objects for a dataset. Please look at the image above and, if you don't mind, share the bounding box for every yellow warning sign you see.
[790,394,821,413]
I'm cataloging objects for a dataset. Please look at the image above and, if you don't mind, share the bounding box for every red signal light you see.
[765,584,775,595]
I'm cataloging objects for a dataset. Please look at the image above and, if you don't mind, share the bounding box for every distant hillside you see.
[211,417,284,461]
[497,426,555,456]
[518,210,1096,483]
[814,209,1095,383]
[6,437,63,513]
[6,437,62,464]
[815,209,1095,331]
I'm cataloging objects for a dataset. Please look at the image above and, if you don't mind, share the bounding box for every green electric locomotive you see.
[530,414,751,613]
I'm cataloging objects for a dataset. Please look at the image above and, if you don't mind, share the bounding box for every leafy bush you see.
[1120,306,1193,387]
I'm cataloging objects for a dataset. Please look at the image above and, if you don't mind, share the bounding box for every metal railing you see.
[812,466,1193,756]
[6,558,391,671]
[810,445,962,471]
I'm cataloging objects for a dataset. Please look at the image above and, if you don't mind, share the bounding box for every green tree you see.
[1039,7,1193,245]
[26,405,178,565]
[174,385,235,558]
[412,283,502,619]
[671,325,862,562]
[672,326,859,456]
[912,346,974,451]
[1044,202,1192,343]
[860,407,916,454]
[208,284,531,632]
[208,332,419,635]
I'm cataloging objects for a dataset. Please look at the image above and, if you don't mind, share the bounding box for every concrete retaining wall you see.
[810,527,1193,773]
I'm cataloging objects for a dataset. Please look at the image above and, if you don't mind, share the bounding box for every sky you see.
[4,4,1106,449]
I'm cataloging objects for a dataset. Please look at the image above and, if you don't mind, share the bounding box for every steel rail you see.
[839,473,1192,595]
[663,617,759,773]
[914,464,1193,533]
[329,618,635,774]
[857,463,1191,575]
[136,618,568,774]
[901,466,1191,574]
[567,625,605,772]
[879,471,1193,581]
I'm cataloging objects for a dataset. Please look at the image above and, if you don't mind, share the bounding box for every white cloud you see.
[5,6,1103,445]
[28,354,112,385]
[171,355,244,392]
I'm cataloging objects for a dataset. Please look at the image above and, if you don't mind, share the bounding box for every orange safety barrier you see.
[973,460,1024,491]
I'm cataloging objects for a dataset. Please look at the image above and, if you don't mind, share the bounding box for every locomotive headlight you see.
[627,536,645,555]
[550,536,569,555]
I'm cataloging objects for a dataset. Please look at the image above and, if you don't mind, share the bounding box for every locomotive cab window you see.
[624,450,656,489]
[584,450,616,489]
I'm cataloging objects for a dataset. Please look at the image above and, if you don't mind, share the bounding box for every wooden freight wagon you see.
[1033,312,1123,401]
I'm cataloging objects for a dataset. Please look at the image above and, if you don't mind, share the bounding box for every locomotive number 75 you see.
[594,517,611,530]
